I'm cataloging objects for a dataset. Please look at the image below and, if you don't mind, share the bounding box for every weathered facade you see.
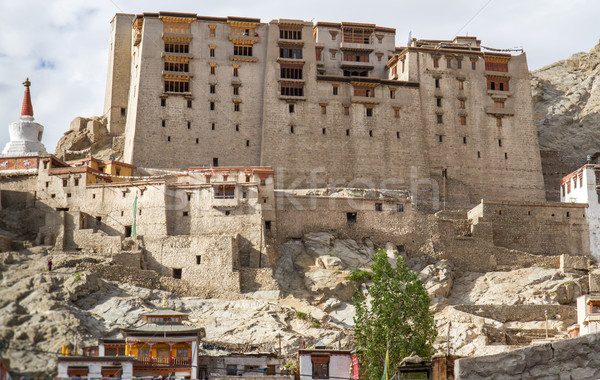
[105,12,545,208]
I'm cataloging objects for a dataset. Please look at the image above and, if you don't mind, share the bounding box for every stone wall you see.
[455,333,600,379]
[469,201,590,257]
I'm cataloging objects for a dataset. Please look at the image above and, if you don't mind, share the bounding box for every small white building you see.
[560,164,600,260]
[298,344,352,380]
[568,294,600,338]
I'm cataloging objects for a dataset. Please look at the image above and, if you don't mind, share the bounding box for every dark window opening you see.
[125,225,132,237]
[246,140,250,147]
[435,78,440,88]
[397,204,404,212]
[397,132,400,139]
[236,124,240,132]
[210,102,215,111]
[161,98,166,107]
[289,104,295,113]
[213,158,219,167]
[322,128,326,135]
[96,216,102,223]
[375,203,383,211]
[212,123,215,130]
[196,255,202,265]
[187,100,192,108]
[265,220,272,231]
[172,268,182,279]
[225,210,231,216]
[290,125,295,134]
[187,121,191,129]
[162,120,166,127]
[347,212,357,224]
[369,130,373,137]
[346,129,350,136]
[183,211,189,216]
[366,108,373,117]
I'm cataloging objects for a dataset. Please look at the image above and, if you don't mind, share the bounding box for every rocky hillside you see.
[532,40,600,200]
[1,232,588,376]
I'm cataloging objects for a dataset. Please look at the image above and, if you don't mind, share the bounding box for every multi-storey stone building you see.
[105,12,545,207]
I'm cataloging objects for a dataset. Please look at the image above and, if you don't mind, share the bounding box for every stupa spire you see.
[21,78,34,118]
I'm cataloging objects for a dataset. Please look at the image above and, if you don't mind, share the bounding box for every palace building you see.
[104,12,545,208]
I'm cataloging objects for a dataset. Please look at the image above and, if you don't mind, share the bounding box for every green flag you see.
[381,348,389,380]
[132,193,137,237]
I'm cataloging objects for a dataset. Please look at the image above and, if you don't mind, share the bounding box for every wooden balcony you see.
[134,356,191,367]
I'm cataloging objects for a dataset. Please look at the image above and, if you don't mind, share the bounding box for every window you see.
[346,129,350,136]
[74,179,79,186]
[394,108,400,118]
[233,86,239,96]
[234,103,240,112]
[177,348,189,358]
[215,185,235,199]
[446,58,452,69]
[210,47,215,57]
[233,66,239,77]
[234,45,253,56]
[164,43,189,53]
[226,365,237,376]
[289,104,295,113]
[436,98,442,107]
[347,212,357,224]
[478,151,481,158]
[343,105,349,115]
[161,98,166,107]
[390,89,396,99]
[279,47,302,59]
[435,78,440,88]
[187,100,192,108]
[164,80,189,93]
[321,105,327,115]
[172,268,182,279]
[280,29,302,40]
[182,211,188,216]
[210,102,215,111]
[397,131,400,139]
[265,220,272,231]
[369,130,373,137]
[281,84,304,97]
[505,152,508,159]
[196,138,199,144]
[437,114,443,124]
[498,139,502,147]
[397,204,404,212]
[496,117,503,127]
[312,357,329,379]
[162,120,166,127]
[167,136,171,142]
[280,65,303,79]
[487,78,509,91]
[459,99,465,109]
[211,123,215,130]
[460,116,466,125]
[246,140,250,146]
[463,137,467,144]
[290,125,295,133]
[164,61,189,72]
[210,84,216,94]
[343,52,369,62]
[438,135,443,143]
[187,121,191,129]
[485,61,508,72]
[354,88,374,97]
[458,80,464,90]
[457,60,462,69]
[210,65,216,75]
[433,57,439,68]
[333,86,338,95]
[213,157,218,167]
[236,124,240,132]
[63,179,68,187]
[322,128,326,135]
[472,60,477,70]
[342,27,372,44]
[366,108,373,117]
[375,203,383,211]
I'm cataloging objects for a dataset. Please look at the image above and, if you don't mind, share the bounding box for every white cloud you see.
[0,0,598,152]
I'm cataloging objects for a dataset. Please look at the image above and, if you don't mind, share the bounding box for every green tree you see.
[352,248,437,379]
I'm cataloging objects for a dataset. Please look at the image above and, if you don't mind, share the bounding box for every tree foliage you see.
[353,249,437,379]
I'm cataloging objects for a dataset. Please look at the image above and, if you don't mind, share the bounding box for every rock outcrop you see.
[532,40,600,200]
[54,116,124,161]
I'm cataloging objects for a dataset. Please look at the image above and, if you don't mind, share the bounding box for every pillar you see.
[191,340,198,380]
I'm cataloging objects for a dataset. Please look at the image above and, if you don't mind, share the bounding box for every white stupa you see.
[1,78,47,157]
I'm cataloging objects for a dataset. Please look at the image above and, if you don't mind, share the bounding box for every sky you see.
[0,0,598,153]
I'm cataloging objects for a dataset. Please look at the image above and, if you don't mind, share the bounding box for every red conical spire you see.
[21,78,34,117]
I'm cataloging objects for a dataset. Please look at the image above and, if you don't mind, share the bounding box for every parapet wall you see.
[469,201,590,257]
[455,333,600,379]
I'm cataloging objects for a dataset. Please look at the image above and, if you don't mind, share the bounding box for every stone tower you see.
[1,78,47,157]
